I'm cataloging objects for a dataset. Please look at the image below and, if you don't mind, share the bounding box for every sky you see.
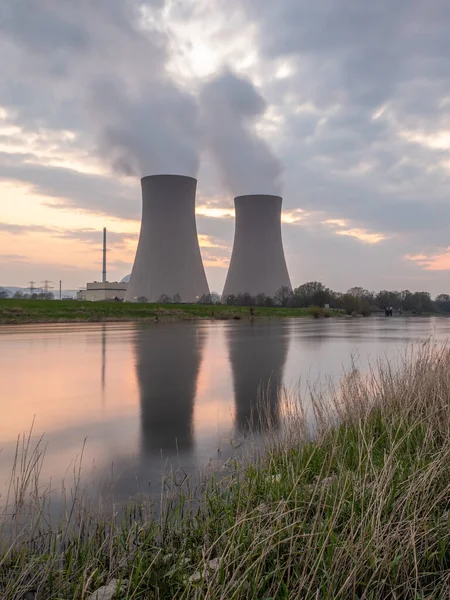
[1,0,450,295]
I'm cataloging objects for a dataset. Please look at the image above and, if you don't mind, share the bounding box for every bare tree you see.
[158,294,172,304]
[274,286,292,307]
[197,293,212,304]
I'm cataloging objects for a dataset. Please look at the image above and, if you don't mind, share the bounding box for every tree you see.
[376,290,402,310]
[274,286,292,307]
[172,293,182,304]
[0,288,9,299]
[197,293,212,304]
[235,292,254,306]
[340,293,370,316]
[37,292,54,300]
[255,292,266,306]
[292,282,332,307]
[158,294,172,304]
[225,294,236,306]
[346,287,374,302]
[435,294,450,313]
[210,292,221,305]
[137,296,148,303]
[411,292,434,314]
[13,291,24,299]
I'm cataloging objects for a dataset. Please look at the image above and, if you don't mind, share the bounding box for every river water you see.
[1,317,449,502]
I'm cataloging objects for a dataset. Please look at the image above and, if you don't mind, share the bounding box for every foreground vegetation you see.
[2,346,450,598]
[0,298,335,324]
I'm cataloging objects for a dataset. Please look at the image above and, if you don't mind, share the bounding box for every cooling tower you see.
[222,195,291,299]
[125,174,210,303]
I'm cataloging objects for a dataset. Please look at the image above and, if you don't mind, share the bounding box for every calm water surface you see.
[1,317,449,501]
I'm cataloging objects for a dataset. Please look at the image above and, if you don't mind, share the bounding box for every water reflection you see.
[101,323,106,404]
[226,321,290,430]
[135,323,206,453]
[3,318,450,504]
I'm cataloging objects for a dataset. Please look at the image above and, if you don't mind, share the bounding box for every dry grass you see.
[1,345,450,598]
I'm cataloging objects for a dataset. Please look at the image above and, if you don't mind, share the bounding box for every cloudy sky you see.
[1,0,450,295]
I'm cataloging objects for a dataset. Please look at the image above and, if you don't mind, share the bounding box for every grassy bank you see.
[0,298,335,325]
[2,346,450,598]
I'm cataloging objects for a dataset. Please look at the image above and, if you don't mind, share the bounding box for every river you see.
[1,317,449,503]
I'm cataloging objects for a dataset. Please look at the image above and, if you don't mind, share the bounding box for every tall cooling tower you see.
[125,175,210,303]
[222,195,291,299]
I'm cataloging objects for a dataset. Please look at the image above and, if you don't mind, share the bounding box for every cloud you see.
[1,0,200,177]
[210,0,450,248]
[196,205,234,219]
[2,0,450,294]
[0,222,54,235]
[323,219,387,244]
[281,209,308,224]
[55,229,138,248]
[200,70,283,195]
[406,249,450,271]
[0,152,140,219]
[0,254,28,263]
[0,221,137,249]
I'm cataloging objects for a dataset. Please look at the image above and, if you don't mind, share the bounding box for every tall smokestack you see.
[102,227,107,283]
[222,195,291,299]
[125,175,210,303]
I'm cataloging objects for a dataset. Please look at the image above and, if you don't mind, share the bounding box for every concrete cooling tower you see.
[222,195,291,299]
[125,175,210,303]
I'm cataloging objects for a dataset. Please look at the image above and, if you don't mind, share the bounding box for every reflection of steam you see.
[226,322,289,431]
[135,324,206,453]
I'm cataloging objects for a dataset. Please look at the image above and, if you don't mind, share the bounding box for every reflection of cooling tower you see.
[222,195,291,299]
[125,175,210,303]
[226,322,289,430]
[135,324,206,453]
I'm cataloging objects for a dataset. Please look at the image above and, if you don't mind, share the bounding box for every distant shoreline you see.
[1,299,444,326]
[0,298,344,325]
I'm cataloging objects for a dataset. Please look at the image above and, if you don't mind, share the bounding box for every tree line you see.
[197,282,450,315]
[3,284,450,315]
[0,289,55,300]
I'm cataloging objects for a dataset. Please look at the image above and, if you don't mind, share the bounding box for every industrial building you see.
[77,282,128,302]
[222,194,292,299]
[125,174,210,303]
[78,227,128,301]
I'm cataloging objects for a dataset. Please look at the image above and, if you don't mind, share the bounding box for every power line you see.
[41,280,54,294]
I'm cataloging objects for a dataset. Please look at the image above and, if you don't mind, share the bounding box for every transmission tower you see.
[41,280,54,294]
[28,281,36,294]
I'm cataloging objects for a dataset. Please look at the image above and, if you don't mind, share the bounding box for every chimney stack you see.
[102,227,107,283]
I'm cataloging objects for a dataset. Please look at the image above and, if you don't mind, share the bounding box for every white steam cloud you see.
[200,70,283,196]
[2,1,281,191]
[2,0,200,177]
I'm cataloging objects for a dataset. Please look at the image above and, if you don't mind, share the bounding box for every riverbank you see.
[1,345,450,598]
[0,298,336,324]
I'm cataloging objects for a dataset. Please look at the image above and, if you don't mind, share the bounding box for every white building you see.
[77,282,128,302]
